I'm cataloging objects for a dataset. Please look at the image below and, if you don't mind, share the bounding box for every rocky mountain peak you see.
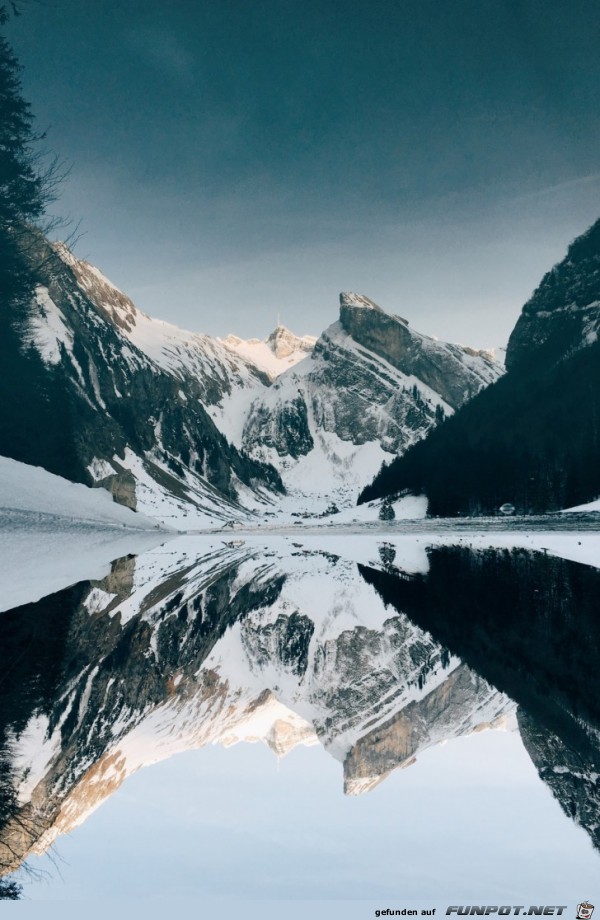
[336,293,501,411]
[221,326,316,379]
[52,242,140,333]
[266,325,316,359]
[339,292,385,312]
[339,292,411,332]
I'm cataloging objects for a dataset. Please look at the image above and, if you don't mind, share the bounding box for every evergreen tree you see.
[378,541,396,567]
[378,497,396,521]
[0,4,47,303]
[0,5,79,478]
[0,878,22,900]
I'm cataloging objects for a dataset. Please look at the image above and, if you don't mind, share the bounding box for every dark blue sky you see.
[7,0,600,344]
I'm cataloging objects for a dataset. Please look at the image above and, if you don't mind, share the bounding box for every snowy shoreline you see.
[2,516,599,616]
[1,455,599,614]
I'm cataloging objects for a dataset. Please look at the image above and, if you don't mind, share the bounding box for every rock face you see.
[244,393,314,460]
[344,666,511,795]
[339,293,499,410]
[518,709,600,852]
[267,326,316,360]
[239,293,502,503]
[506,218,600,372]
[0,541,512,874]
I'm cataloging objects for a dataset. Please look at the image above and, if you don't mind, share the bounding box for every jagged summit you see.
[336,292,500,411]
[339,291,411,326]
[222,325,316,379]
[339,292,409,327]
[266,325,316,359]
[239,293,503,505]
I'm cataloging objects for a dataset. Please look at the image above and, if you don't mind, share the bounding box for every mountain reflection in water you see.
[0,536,599,893]
[360,545,600,853]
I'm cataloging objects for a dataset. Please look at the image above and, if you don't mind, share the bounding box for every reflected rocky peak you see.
[1,537,599,878]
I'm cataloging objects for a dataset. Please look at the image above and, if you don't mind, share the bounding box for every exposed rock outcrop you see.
[506,218,600,372]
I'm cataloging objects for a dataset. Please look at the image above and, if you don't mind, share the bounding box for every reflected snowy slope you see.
[0,534,599,884]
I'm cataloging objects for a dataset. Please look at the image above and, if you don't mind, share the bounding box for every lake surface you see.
[0,532,599,901]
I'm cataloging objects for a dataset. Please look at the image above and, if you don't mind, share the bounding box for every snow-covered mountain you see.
[0,456,168,612]
[0,539,513,873]
[1,233,283,527]
[234,292,502,507]
[1,232,502,524]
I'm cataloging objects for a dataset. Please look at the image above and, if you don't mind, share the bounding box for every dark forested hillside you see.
[360,546,600,757]
[360,337,600,514]
[360,219,600,515]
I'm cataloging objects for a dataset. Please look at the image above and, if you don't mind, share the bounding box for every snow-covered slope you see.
[0,456,169,610]
[0,456,160,528]
[562,497,600,513]
[58,245,271,401]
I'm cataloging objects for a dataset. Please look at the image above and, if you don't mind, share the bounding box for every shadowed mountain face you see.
[361,218,600,514]
[506,218,600,373]
[518,709,600,853]
[360,547,600,744]
[0,539,599,878]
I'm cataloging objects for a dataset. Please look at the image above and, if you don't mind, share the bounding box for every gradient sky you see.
[7,0,600,345]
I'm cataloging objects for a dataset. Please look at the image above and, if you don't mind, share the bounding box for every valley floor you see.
[188,511,600,535]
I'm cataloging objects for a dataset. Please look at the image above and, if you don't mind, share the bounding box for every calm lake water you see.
[1,534,599,901]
